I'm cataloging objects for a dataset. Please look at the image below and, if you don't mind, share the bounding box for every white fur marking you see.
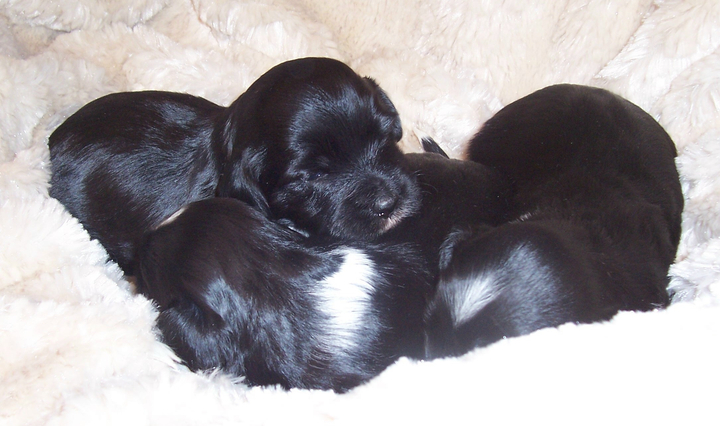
[158,206,188,227]
[446,271,499,327]
[516,212,534,222]
[315,248,376,352]
[446,243,552,327]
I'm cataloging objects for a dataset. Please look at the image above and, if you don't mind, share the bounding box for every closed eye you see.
[306,156,332,180]
[307,171,326,181]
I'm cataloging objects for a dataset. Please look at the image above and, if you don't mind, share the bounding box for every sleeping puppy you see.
[424,84,684,358]
[135,197,431,392]
[49,57,417,275]
[216,58,418,243]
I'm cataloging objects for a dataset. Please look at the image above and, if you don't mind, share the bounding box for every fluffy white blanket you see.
[2,0,719,424]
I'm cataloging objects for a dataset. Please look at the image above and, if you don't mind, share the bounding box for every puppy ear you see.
[216,145,271,215]
[438,228,469,271]
[420,136,450,158]
[438,225,493,271]
[215,96,272,214]
[364,77,403,143]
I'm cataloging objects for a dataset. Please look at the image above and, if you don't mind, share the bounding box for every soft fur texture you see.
[2,1,720,425]
[48,57,416,275]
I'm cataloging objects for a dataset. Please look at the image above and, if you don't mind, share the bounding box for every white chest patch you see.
[314,248,377,353]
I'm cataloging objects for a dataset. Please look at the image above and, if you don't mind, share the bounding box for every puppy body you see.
[136,198,431,392]
[49,57,417,274]
[49,91,224,273]
[425,84,683,358]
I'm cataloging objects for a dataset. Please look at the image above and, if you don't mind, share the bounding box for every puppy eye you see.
[307,171,325,181]
[305,157,331,181]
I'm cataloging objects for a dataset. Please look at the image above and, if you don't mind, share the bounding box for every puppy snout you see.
[373,194,398,218]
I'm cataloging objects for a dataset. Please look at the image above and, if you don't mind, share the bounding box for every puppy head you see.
[218,57,419,241]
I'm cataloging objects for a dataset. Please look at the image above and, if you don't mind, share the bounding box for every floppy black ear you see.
[364,77,403,142]
[214,102,271,214]
[438,225,494,271]
[215,145,271,215]
[438,228,470,271]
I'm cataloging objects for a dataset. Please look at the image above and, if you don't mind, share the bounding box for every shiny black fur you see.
[49,57,417,275]
[424,84,683,358]
[135,198,431,392]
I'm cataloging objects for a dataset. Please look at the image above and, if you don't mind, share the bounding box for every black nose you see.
[373,194,398,218]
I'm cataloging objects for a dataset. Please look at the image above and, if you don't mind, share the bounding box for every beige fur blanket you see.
[1,1,719,424]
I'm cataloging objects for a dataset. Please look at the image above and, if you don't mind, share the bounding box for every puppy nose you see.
[373,194,398,218]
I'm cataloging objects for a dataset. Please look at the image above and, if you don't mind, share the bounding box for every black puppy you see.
[135,197,431,392]
[424,84,683,358]
[49,57,417,274]
[216,58,418,242]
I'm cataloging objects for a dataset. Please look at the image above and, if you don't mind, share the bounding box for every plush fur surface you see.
[2,1,720,425]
